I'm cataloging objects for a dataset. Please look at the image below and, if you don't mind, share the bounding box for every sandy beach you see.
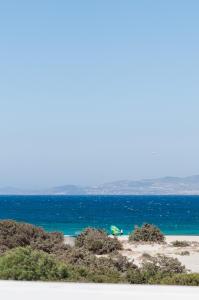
[65,235,199,273]
[118,235,199,273]
[1,281,199,300]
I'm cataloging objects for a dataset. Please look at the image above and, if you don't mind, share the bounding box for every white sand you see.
[64,235,199,272]
[64,236,75,246]
[0,281,199,300]
[118,236,199,272]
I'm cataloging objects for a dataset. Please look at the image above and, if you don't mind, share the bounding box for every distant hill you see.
[85,175,199,195]
[43,185,86,195]
[1,175,199,195]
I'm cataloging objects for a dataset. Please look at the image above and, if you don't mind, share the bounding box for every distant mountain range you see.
[2,175,199,195]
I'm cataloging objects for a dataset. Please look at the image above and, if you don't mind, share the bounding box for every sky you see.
[0,1,199,188]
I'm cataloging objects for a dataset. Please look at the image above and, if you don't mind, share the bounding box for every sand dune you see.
[118,235,199,272]
[64,235,199,272]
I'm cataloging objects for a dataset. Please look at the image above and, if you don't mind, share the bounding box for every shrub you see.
[126,268,145,284]
[75,228,122,254]
[142,252,152,260]
[111,254,135,272]
[129,224,165,243]
[90,255,138,283]
[141,254,186,283]
[58,246,139,283]
[59,247,124,283]
[159,273,199,286]
[171,240,190,247]
[126,254,187,285]
[85,267,122,283]
[62,247,129,273]
[0,220,68,255]
[60,247,93,265]
[0,247,70,281]
[180,251,190,256]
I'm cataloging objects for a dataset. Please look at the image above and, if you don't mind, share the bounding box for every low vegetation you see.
[141,252,152,260]
[141,254,186,283]
[180,251,190,256]
[75,227,122,254]
[159,273,199,286]
[0,220,68,255]
[0,247,69,281]
[171,240,190,247]
[129,224,165,243]
[0,220,198,285]
[127,254,186,284]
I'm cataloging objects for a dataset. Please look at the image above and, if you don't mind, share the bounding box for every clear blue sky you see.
[0,1,199,188]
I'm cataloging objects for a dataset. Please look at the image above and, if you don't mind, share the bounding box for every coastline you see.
[64,234,199,245]
[64,235,199,242]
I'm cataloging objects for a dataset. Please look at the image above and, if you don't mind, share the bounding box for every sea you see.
[0,195,199,236]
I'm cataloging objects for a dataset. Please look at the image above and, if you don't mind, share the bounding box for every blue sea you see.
[0,195,199,235]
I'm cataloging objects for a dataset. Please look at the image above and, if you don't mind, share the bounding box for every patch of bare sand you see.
[118,235,199,272]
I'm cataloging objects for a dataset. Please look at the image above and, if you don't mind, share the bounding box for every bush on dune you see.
[180,251,190,256]
[0,247,69,281]
[159,273,199,286]
[0,220,69,255]
[63,247,187,285]
[126,254,186,284]
[0,246,124,283]
[59,247,94,266]
[53,246,126,283]
[129,224,165,243]
[58,246,134,283]
[111,254,136,272]
[85,254,137,283]
[141,254,186,284]
[171,240,190,247]
[126,268,146,284]
[75,227,122,254]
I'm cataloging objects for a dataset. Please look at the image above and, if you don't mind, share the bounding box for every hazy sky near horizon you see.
[0,1,199,188]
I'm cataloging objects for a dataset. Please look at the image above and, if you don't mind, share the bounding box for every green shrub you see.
[90,254,138,283]
[126,254,186,285]
[141,252,152,260]
[0,247,69,281]
[141,254,186,283]
[61,247,131,278]
[171,240,190,247]
[59,247,94,266]
[111,254,135,272]
[160,273,199,286]
[58,246,140,283]
[180,251,190,256]
[0,220,69,255]
[61,248,124,283]
[129,224,165,243]
[126,269,146,284]
[75,228,122,254]
[85,267,122,283]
